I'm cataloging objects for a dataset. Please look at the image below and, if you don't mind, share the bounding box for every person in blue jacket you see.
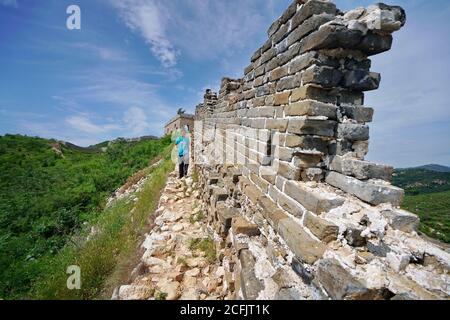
[175,126,190,179]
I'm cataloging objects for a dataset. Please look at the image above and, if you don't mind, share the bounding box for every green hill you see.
[393,167,450,243]
[0,134,171,299]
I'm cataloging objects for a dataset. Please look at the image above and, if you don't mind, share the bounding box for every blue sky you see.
[0,0,449,167]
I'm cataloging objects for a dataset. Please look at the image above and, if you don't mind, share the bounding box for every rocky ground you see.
[112,170,231,300]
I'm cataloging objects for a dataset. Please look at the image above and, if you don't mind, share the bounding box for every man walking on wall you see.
[175,126,190,179]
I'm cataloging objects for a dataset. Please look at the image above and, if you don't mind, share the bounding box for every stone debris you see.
[114,171,232,300]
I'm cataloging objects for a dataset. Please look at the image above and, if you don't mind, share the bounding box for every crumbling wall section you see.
[194,0,449,300]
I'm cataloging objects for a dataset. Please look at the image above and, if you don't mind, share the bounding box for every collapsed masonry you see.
[193,0,450,300]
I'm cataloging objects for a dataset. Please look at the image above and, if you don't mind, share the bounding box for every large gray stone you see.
[302,65,343,88]
[300,24,363,54]
[285,181,345,213]
[285,100,337,119]
[342,70,381,91]
[288,119,336,137]
[288,13,335,47]
[381,209,419,233]
[304,211,339,243]
[338,105,374,123]
[329,156,393,181]
[325,171,404,206]
[277,217,326,264]
[316,258,391,300]
[337,123,369,141]
[291,0,337,30]
[239,249,264,300]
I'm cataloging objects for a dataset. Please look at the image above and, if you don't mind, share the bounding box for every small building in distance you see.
[164,113,195,135]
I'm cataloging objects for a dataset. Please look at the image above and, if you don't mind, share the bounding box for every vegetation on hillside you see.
[393,168,450,195]
[393,168,450,243]
[0,134,171,299]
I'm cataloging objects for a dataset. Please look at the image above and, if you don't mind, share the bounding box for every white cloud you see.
[65,107,152,137]
[72,43,126,61]
[111,0,178,67]
[65,115,119,134]
[0,0,17,8]
[123,106,150,136]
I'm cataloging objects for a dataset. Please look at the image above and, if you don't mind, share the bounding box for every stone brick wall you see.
[193,0,449,300]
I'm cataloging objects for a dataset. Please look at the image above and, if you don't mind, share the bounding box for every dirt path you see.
[112,170,230,300]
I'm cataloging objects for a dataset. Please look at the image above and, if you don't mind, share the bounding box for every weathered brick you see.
[304,211,339,243]
[291,0,337,30]
[288,119,336,137]
[257,196,288,230]
[270,66,288,82]
[277,193,304,218]
[276,160,301,180]
[266,119,288,132]
[278,218,326,264]
[288,13,335,47]
[285,100,337,119]
[291,85,336,104]
[337,123,369,141]
[274,91,291,106]
[232,216,260,237]
[302,65,343,88]
[285,135,328,153]
[325,171,404,206]
[285,181,345,213]
[329,156,393,181]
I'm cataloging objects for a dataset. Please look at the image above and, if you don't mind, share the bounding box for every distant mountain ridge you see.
[398,164,450,173]
[415,164,450,173]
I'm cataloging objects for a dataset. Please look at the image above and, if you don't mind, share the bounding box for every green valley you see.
[393,166,450,243]
[0,134,172,299]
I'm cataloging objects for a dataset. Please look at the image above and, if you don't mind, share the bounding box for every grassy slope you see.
[401,190,450,243]
[31,151,174,299]
[0,134,172,299]
[393,168,450,243]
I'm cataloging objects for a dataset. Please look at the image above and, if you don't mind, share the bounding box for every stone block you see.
[291,85,336,104]
[291,0,337,30]
[274,91,291,106]
[337,123,369,141]
[302,65,343,88]
[288,119,336,137]
[244,183,264,204]
[276,160,301,180]
[250,172,269,193]
[288,13,335,47]
[300,24,364,54]
[276,74,302,91]
[266,119,289,132]
[257,196,288,230]
[278,218,326,264]
[289,51,318,75]
[339,105,374,123]
[316,259,390,300]
[270,66,289,82]
[329,156,393,181]
[304,211,339,243]
[325,171,404,206]
[381,209,419,233]
[285,100,337,119]
[285,135,329,153]
[342,70,381,91]
[277,193,304,218]
[356,32,393,56]
[284,181,345,213]
[239,249,263,300]
[232,217,261,237]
